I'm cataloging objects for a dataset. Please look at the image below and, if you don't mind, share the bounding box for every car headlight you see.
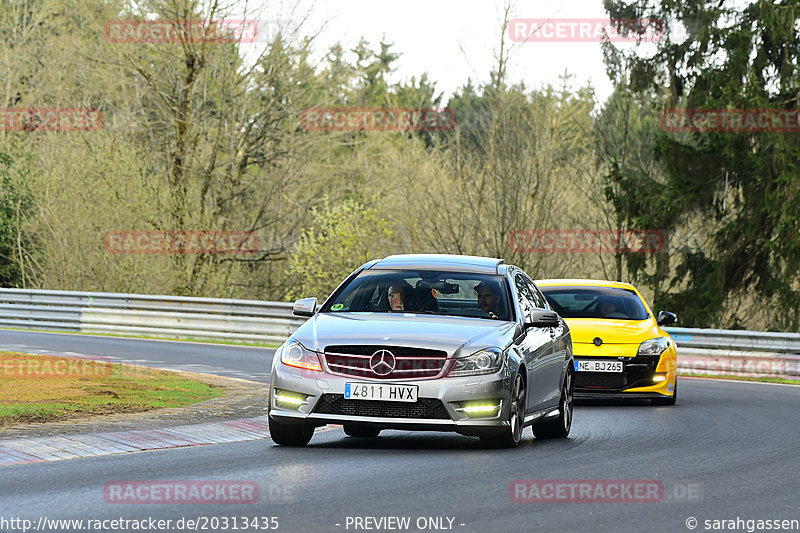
[638,337,672,357]
[448,348,504,377]
[280,340,322,372]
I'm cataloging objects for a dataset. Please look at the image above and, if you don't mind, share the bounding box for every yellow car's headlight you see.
[638,337,671,357]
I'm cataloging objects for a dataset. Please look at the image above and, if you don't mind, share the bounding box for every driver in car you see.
[475,280,508,320]
[598,298,620,318]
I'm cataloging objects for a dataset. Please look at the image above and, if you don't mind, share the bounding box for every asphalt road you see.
[1,331,799,533]
[0,329,275,382]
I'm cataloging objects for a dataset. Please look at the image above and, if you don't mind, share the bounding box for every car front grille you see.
[575,355,661,391]
[577,372,628,389]
[322,345,449,380]
[313,394,450,419]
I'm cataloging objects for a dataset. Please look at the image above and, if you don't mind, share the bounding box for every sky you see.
[240,0,660,107]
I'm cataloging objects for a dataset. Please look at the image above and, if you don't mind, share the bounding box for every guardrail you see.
[0,289,797,379]
[0,289,305,343]
[665,327,800,380]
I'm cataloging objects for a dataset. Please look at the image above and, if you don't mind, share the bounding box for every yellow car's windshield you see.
[539,286,649,320]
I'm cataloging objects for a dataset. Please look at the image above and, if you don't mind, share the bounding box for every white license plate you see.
[575,360,623,373]
[344,383,418,402]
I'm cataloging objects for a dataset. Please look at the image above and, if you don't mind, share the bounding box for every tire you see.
[268,416,314,446]
[481,372,525,449]
[532,368,573,439]
[343,424,381,438]
[652,380,677,406]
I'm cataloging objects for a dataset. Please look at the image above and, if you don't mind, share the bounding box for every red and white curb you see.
[0,417,271,467]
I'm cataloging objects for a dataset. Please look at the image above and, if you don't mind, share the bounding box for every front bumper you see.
[575,391,670,400]
[573,354,675,398]
[268,361,514,436]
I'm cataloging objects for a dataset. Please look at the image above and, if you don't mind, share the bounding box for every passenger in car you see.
[475,280,508,320]
[388,281,417,312]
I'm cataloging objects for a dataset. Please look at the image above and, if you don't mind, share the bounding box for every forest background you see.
[1,0,798,331]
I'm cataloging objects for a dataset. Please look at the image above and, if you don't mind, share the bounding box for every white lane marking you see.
[0,328,278,350]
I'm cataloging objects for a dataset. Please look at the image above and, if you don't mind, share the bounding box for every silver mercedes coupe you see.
[268,254,574,448]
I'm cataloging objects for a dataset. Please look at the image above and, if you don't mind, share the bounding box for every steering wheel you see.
[457,308,492,318]
[419,298,440,313]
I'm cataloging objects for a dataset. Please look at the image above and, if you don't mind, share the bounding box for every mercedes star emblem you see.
[370,349,396,376]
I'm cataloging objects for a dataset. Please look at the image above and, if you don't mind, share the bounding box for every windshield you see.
[538,286,649,320]
[322,270,513,321]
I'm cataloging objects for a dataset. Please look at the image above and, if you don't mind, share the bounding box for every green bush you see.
[285,198,395,301]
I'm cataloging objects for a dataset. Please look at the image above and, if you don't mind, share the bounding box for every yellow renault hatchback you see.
[534,279,677,405]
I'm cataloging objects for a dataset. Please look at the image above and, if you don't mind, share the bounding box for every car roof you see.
[368,254,506,275]
[533,278,638,291]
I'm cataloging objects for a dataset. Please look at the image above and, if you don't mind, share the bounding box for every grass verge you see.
[0,352,222,426]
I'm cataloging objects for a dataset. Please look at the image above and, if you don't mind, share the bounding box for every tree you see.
[602,0,800,329]
[101,0,327,296]
[593,84,679,292]
[285,198,395,301]
[0,149,38,286]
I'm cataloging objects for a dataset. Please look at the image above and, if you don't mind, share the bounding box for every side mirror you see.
[293,297,318,317]
[526,309,560,328]
[657,311,677,326]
